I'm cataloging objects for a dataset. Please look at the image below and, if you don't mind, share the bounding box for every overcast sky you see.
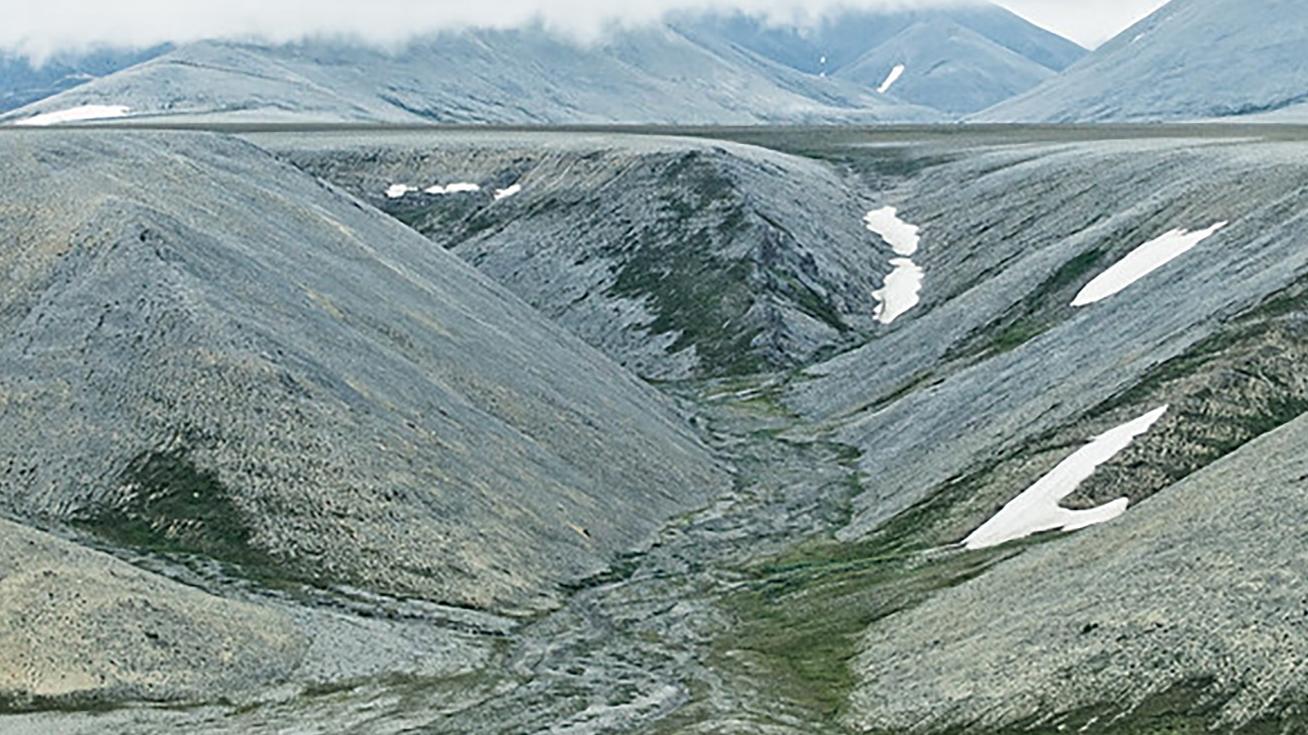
[3,0,1171,61]
[995,0,1169,47]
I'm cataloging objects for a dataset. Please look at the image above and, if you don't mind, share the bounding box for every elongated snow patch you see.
[963,406,1169,550]
[1073,222,1227,307]
[864,206,920,256]
[494,183,523,201]
[14,104,130,126]
[877,64,906,94]
[425,182,481,195]
[385,184,417,199]
[865,206,924,325]
[873,258,924,325]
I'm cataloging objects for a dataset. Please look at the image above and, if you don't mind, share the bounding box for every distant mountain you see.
[0,29,937,126]
[978,0,1308,122]
[0,46,167,112]
[834,18,1059,114]
[679,4,1085,113]
[0,3,1084,125]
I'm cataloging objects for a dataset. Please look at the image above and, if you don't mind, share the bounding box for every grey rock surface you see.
[0,518,304,710]
[0,2,1087,125]
[5,125,1308,733]
[0,129,726,616]
[846,410,1308,732]
[262,130,888,379]
[977,0,1308,122]
[679,4,1084,115]
[787,133,1308,540]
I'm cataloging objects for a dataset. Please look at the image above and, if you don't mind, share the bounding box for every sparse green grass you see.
[719,535,1017,723]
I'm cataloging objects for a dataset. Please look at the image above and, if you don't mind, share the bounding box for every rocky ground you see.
[4,124,1308,733]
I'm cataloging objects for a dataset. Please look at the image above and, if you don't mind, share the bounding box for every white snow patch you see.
[963,406,1169,550]
[1072,221,1227,307]
[864,206,921,256]
[385,184,418,199]
[14,104,130,126]
[424,182,481,195]
[494,183,522,201]
[865,206,925,325]
[876,64,906,94]
[873,258,925,325]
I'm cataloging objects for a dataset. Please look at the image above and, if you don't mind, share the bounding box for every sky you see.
[2,0,1171,61]
[995,0,1170,47]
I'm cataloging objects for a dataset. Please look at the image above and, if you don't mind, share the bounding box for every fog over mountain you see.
[0,2,1087,124]
[1,0,1161,59]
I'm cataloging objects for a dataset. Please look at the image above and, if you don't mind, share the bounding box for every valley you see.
[2,122,1307,733]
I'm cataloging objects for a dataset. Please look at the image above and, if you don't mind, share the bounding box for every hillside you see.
[0,129,725,622]
[0,46,166,113]
[266,130,890,379]
[978,0,1308,122]
[835,18,1059,114]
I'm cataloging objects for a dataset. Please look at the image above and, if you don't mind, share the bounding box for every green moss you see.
[602,154,771,377]
[74,447,281,578]
[720,537,1016,723]
[715,460,1020,724]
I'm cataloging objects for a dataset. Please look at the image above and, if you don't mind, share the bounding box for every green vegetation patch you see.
[603,153,768,376]
[715,464,1022,725]
[74,447,281,577]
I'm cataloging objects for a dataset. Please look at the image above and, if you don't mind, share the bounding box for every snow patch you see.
[424,182,481,195]
[14,104,130,126]
[866,206,925,325]
[1072,222,1227,307]
[877,64,906,94]
[963,406,1169,550]
[873,258,925,325]
[864,206,921,256]
[494,183,522,201]
[385,184,418,199]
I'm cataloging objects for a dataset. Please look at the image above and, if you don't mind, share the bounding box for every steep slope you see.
[847,411,1308,732]
[836,18,1057,114]
[265,130,888,379]
[789,135,1308,539]
[978,0,1308,122]
[0,47,167,113]
[0,129,725,616]
[0,28,937,126]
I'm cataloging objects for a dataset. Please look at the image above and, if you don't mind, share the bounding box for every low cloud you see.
[3,0,1167,61]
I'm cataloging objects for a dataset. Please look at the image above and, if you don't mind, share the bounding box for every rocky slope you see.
[978,0,1308,122]
[0,129,725,624]
[264,130,888,379]
[0,517,303,711]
